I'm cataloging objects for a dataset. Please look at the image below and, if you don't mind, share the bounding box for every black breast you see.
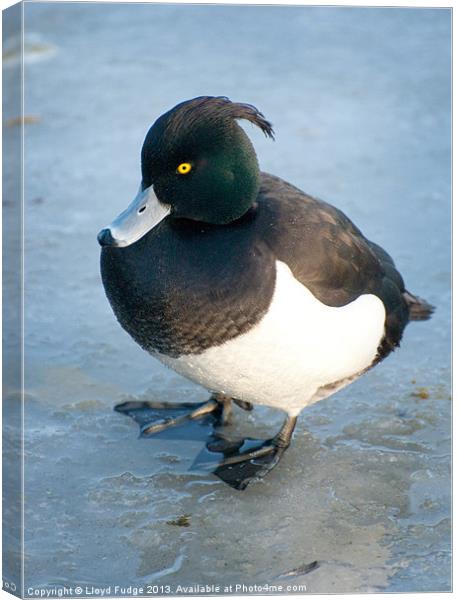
[100,208,276,358]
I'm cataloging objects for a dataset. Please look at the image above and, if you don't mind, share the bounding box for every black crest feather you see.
[163,96,275,140]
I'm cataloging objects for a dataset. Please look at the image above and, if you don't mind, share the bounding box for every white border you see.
[0,2,453,600]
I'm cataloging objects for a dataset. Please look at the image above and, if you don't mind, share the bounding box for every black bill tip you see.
[97,228,115,247]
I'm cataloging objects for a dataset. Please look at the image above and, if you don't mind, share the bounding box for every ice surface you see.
[3,3,451,594]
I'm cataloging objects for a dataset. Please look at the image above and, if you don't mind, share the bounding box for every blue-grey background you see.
[4,2,451,593]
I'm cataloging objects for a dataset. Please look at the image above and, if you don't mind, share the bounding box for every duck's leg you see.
[114,393,236,436]
[210,415,298,490]
[212,393,233,426]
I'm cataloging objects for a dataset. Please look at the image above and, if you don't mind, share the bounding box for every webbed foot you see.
[114,393,234,438]
[214,439,287,490]
[115,396,297,490]
[193,415,298,490]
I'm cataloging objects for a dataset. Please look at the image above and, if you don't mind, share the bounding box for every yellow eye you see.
[177,162,192,175]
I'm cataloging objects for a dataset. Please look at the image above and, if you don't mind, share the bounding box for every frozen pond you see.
[3,3,451,594]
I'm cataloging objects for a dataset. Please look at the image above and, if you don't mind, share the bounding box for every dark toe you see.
[214,451,278,490]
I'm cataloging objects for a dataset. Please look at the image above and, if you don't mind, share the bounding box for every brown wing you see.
[256,173,410,360]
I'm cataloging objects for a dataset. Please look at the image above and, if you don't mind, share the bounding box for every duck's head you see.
[97,96,274,247]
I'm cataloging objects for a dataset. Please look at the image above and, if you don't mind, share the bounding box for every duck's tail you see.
[403,291,435,321]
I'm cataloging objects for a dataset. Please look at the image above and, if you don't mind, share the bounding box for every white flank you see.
[156,261,386,416]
